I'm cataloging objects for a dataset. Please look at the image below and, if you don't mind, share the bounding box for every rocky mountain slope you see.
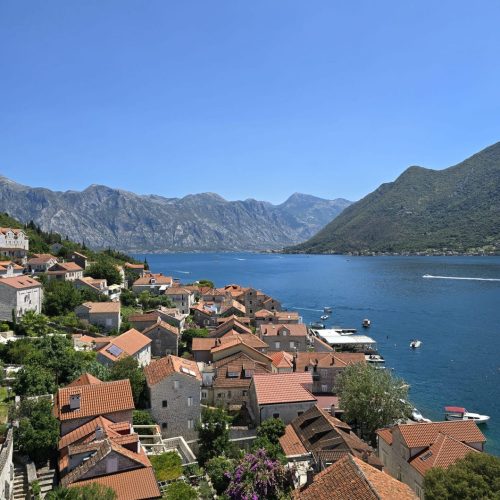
[0,176,351,252]
[288,142,500,254]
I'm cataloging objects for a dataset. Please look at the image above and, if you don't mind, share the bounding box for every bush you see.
[150,452,183,481]
[205,456,235,495]
[163,481,197,500]
[0,323,10,332]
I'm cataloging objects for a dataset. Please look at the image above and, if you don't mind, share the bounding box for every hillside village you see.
[0,222,495,500]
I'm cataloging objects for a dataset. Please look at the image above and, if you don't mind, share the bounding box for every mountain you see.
[0,176,351,252]
[289,142,500,254]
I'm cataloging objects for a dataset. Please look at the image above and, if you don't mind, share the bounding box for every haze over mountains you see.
[290,142,500,254]
[0,176,351,252]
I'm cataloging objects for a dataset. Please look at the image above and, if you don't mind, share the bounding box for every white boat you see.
[362,319,371,328]
[444,406,490,424]
[366,353,385,364]
[320,315,329,321]
[410,340,422,349]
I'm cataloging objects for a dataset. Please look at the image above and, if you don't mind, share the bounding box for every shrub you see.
[150,452,183,481]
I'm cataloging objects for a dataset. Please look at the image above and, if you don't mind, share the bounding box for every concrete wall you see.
[0,285,43,321]
[145,326,178,357]
[0,429,14,500]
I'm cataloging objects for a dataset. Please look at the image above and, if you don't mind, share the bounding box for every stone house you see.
[0,228,29,258]
[259,323,309,352]
[131,273,173,294]
[0,275,43,321]
[142,320,179,357]
[192,333,268,363]
[191,301,219,328]
[253,309,301,328]
[54,375,135,436]
[163,287,195,315]
[219,299,246,318]
[46,262,84,281]
[26,253,58,273]
[96,329,152,368]
[154,307,187,332]
[248,372,317,425]
[75,301,121,332]
[236,287,282,318]
[68,251,89,270]
[144,355,202,441]
[269,351,294,373]
[0,261,24,278]
[293,454,417,500]
[293,352,366,393]
[124,262,145,278]
[376,420,486,499]
[211,316,252,337]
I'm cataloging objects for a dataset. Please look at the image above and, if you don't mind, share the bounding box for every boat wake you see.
[291,306,323,312]
[423,274,500,282]
[175,270,191,274]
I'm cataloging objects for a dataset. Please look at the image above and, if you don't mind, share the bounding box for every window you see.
[321,384,328,392]
[201,391,207,399]
[174,380,180,390]
[242,390,247,397]
[249,309,253,314]
[162,422,168,430]
[227,391,231,398]
[297,411,303,416]
[162,400,168,408]
[187,396,193,407]
[187,419,194,429]
[273,413,280,419]
[274,342,280,349]
[289,341,295,349]
[249,301,253,305]
[244,369,254,378]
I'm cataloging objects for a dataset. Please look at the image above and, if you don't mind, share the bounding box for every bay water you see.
[135,253,500,455]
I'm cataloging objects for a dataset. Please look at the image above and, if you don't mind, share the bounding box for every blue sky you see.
[1,1,499,203]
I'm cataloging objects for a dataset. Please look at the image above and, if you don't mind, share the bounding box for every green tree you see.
[163,481,197,500]
[252,418,286,460]
[85,259,122,286]
[17,311,51,337]
[424,452,500,500]
[46,483,117,499]
[108,356,146,406]
[181,328,208,354]
[197,279,214,289]
[205,456,235,495]
[133,409,156,435]
[337,363,411,444]
[14,398,59,463]
[137,291,174,310]
[80,359,110,381]
[43,280,85,316]
[120,288,137,307]
[197,407,232,465]
[13,365,57,396]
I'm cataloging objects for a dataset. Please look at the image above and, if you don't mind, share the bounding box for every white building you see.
[0,228,29,258]
[0,275,43,321]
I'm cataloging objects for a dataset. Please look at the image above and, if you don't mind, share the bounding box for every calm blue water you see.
[135,253,500,455]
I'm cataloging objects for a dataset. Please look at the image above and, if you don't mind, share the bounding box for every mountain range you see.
[289,142,500,254]
[0,176,351,252]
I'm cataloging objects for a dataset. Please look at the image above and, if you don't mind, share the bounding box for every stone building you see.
[142,320,179,357]
[46,262,84,281]
[96,329,151,368]
[0,275,43,321]
[259,323,309,352]
[144,355,201,441]
[75,301,121,332]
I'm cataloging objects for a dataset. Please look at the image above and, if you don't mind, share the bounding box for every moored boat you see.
[444,406,490,424]
[410,339,422,349]
[362,318,371,328]
[310,322,325,329]
[320,315,329,320]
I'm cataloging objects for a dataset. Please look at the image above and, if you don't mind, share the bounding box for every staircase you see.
[36,466,56,498]
[13,463,29,500]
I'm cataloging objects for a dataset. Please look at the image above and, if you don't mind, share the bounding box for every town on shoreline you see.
[0,223,495,500]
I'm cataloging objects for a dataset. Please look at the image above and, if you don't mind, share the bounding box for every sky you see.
[1,1,500,204]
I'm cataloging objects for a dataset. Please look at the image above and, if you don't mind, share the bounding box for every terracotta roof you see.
[55,379,134,421]
[144,354,202,386]
[128,312,160,323]
[260,323,308,337]
[67,373,102,388]
[254,309,273,318]
[376,428,393,445]
[80,301,120,314]
[124,262,145,269]
[97,329,151,362]
[133,273,173,286]
[294,454,417,500]
[141,320,179,337]
[49,262,83,272]
[252,372,316,405]
[0,227,25,235]
[409,432,479,475]
[27,253,57,264]
[221,299,246,314]
[270,351,294,369]
[0,261,24,271]
[213,353,272,389]
[216,314,251,324]
[211,317,253,336]
[279,425,308,456]
[192,333,267,352]
[69,467,161,499]
[0,275,42,289]
[294,352,366,370]
[394,420,486,449]
[164,287,193,295]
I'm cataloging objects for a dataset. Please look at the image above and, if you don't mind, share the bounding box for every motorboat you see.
[366,353,385,364]
[362,319,371,328]
[310,322,325,329]
[324,307,333,313]
[444,406,490,424]
[320,315,329,321]
[410,340,422,349]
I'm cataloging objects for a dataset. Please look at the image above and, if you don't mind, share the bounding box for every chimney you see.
[330,355,335,366]
[292,355,296,373]
[330,403,336,416]
[306,467,314,486]
[95,425,104,440]
[69,393,81,411]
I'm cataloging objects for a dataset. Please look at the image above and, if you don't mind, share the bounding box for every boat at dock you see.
[310,322,326,329]
[444,406,490,424]
[366,353,385,364]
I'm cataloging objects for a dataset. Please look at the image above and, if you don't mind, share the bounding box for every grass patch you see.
[0,386,9,424]
[150,451,183,482]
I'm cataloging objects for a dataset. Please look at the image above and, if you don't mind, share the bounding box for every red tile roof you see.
[144,354,201,385]
[260,323,308,337]
[81,301,120,314]
[270,351,294,369]
[409,432,479,475]
[133,273,173,286]
[69,467,161,499]
[97,329,151,362]
[0,276,42,289]
[67,373,102,388]
[279,425,308,457]
[294,454,417,500]
[294,352,366,370]
[141,320,179,337]
[252,372,315,405]
[55,379,134,422]
[27,253,58,264]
